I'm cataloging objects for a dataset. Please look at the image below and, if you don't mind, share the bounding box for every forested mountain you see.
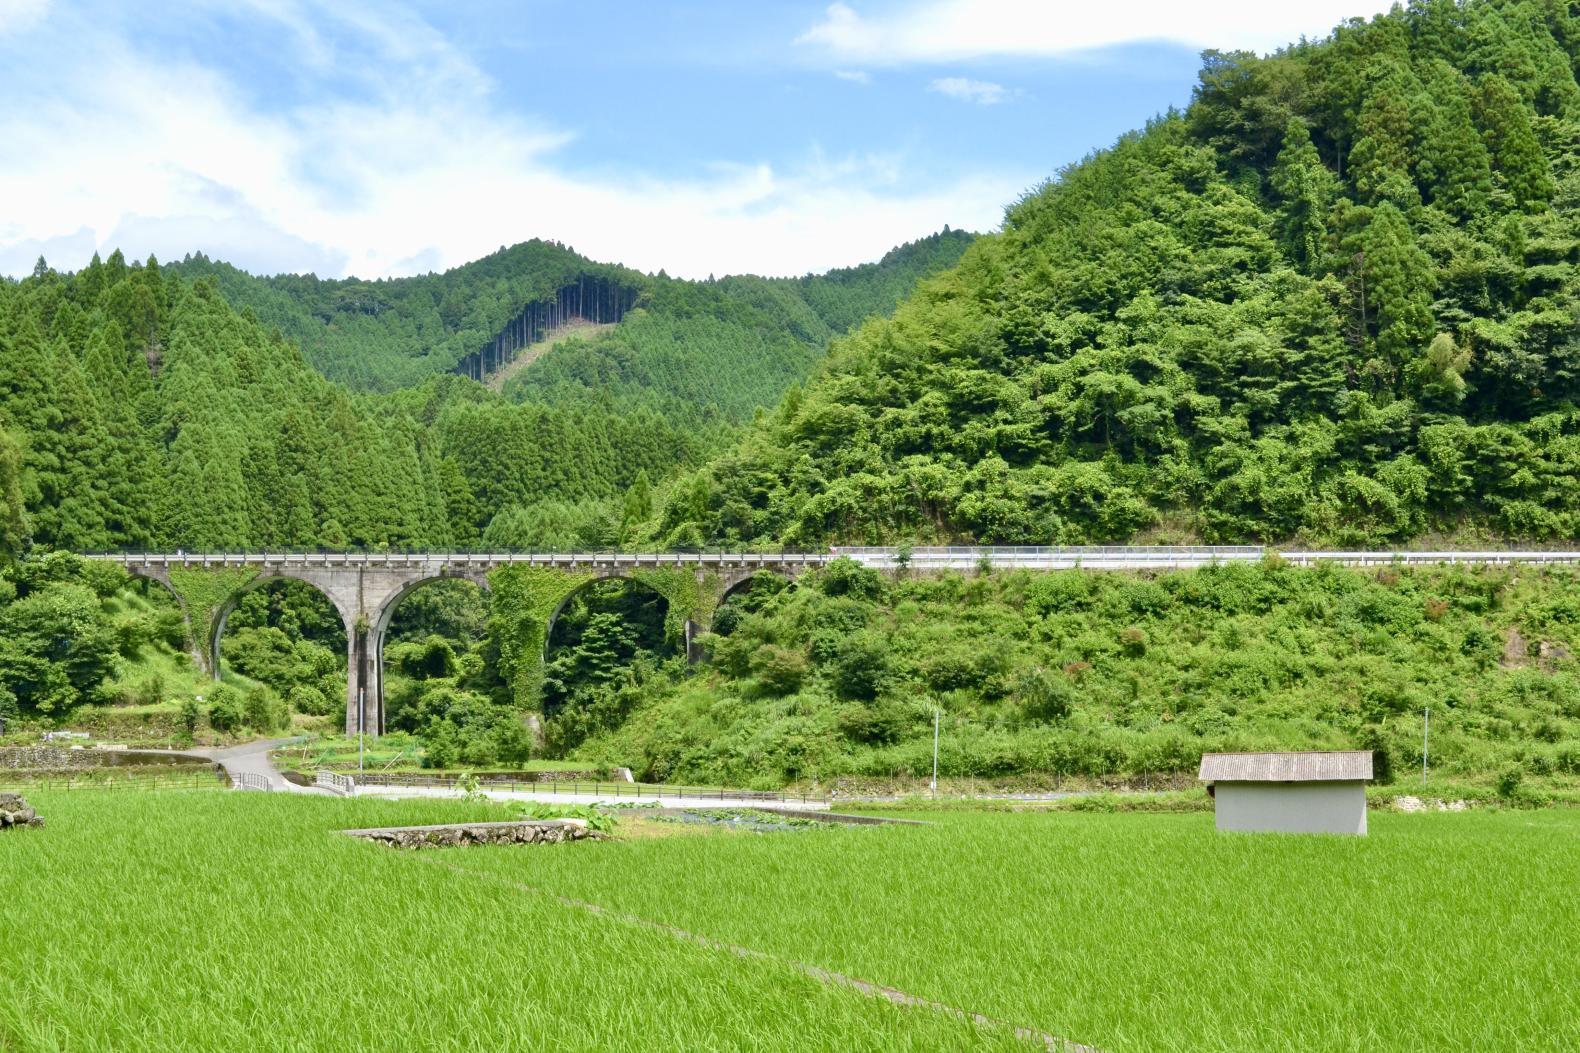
[654,0,1580,548]
[165,241,643,391]
[0,229,971,553]
[0,255,452,550]
[167,231,972,393]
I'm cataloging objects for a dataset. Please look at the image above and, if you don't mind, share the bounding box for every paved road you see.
[136,737,336,794]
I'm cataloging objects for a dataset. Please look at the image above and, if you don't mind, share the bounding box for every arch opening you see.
[104,571,207,708]
[710,571,792,637]
[212,576,349,732]
[541,577,677,750]
[375,577,504,755]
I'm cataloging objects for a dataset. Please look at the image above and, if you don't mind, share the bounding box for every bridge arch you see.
[543,572,648,660]
[117,567,202,669]
[540,573,677,715]
[208,572,356,681]
[709,569,795,636]
[370,572,491,734]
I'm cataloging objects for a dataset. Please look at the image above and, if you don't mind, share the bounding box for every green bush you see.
[829,632,889,701]
[242,685,287,732]
[206,686,244,734]
[1496,763,1525,799]
[835,701,908,745]
[818,558,883,601]
[749,645,807,696]
[287,684,335,717]
[421,722,459,769]
[179,697,201,737]
[1015,666,1072,723]
[134,673,166,708]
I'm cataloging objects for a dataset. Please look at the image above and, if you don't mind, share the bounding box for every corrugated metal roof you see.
[1197,751,1373,783]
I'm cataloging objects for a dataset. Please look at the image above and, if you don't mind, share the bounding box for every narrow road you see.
[137,737,335,794]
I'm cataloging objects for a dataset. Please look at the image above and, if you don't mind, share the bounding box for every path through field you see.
[485,317,615,391]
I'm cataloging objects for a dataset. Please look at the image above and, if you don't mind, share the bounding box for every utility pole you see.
[931,709,940,797]
[1422,707,1430,785]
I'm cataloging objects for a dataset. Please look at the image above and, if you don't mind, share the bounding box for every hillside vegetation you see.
[167,231,973,393]
[554,558,1580,791]
[654,0,1580,548]
[0,231,969,553]
[11,1,1580,794]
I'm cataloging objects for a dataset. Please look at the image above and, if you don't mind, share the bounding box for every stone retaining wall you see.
[0,747,98,771]
[343,819,600,849]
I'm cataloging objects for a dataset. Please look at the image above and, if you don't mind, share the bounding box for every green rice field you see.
[2,791,1576,1052]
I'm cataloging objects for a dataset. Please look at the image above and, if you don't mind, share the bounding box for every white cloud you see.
[0,0,49,35]
[797,0,1395,63]
[930,77,1010,105]
[0,3,1018,280]
[834,69,871,83]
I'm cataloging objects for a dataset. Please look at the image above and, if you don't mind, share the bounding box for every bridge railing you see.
[835,545,1266,556]
[85,550,833,568]
[232,771,273,792]
[1279,550,1580,566]
[315,770,356,794]
[81,546,1580,569]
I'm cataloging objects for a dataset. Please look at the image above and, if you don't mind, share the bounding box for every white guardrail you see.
[315,770,356,794]
[232,772,273,792]
[89,547,1580,571]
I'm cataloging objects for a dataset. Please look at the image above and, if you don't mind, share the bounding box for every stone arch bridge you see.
[94,545,1539,736]
[97,552,830,735]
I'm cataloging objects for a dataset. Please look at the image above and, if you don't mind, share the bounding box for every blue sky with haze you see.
[0,1,1388,280]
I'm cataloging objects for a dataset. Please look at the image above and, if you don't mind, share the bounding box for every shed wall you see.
[1214,781,1367,835]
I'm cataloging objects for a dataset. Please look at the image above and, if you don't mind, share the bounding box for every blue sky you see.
[0,1,1389,280]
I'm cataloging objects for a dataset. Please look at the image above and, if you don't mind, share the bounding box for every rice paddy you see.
[2,791,1576,1052]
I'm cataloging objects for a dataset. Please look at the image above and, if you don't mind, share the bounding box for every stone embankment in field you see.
[343,819,600,849]
[0,793,44,828]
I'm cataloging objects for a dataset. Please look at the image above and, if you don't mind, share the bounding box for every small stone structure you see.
[0,793,44,828]
[1199,751,1373,835]
[0,747,98,771]
[342,819,599,849]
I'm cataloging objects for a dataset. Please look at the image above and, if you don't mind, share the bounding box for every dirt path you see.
[485,318,616,392]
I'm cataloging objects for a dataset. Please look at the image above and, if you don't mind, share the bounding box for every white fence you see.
[88,546,1580,574]
[315,770,355,794]
[232,772,273,792]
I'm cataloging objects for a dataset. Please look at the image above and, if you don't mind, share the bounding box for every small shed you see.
[1198,751,1373,835]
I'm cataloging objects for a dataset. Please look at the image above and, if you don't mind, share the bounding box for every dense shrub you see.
[749,645,807,696]
[570,564,1580,788]
[828,633,890,701]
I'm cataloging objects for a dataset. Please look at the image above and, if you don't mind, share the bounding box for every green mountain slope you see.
[165,241,643,391]
[0,228,971,553]
[0,255,455,551]
[167,230,973,395]
[654,0,1580,549]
